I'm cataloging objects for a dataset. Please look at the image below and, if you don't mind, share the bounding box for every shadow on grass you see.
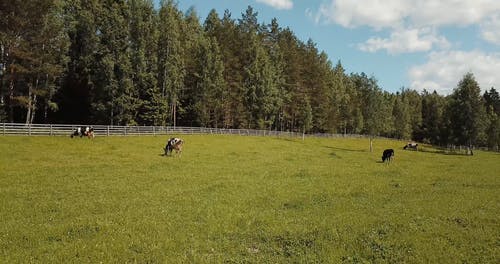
[416,148,473,156]
[329,152,342,159]
[324,146,367,152]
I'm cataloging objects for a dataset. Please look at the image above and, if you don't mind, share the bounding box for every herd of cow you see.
[70,127,417,162]
[69,126,183,156]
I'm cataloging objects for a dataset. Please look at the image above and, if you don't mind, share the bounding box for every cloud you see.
[480,14,500,45]
[409,50,500,94]
[311,0,500,54]
[255,0,293,10]
[410,1,500,27]
[358,27,450,54]
[314,0,500,29]
[316,0,408,29]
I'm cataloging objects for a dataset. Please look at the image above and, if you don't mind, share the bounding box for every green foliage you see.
[0,135,498,262]
[420,90,446,144]
[157,0,185,126]
[192,36,227,127]
[130,0,159,126]
[392,93,411,139]
[448,73,488,146]
[0,0,69,123]
[2,2,498,148]
[485,106,500,150]
[352,73,388,137]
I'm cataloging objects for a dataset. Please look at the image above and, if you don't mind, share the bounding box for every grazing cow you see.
[403,142,418,151]
[382,149,394,163]
[70,126,95,139]
[164,137,184,156]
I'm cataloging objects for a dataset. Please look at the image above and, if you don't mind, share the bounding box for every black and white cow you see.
[382,149,394,163]
[164,137,184,156]
[403,142,418,150]
[70,126,94,139]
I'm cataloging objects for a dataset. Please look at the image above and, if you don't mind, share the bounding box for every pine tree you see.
[278,28,303,131]
[91,0,136,125]
[264,18,286,131]
[130,0,159,125]
[0,0,69,124]
[56,0,100,124]
[421,90,446,144]
[485,105,500,151]
[157,0,185,126]
[483,87,500,115]
[352,73,387,151]
[217,9,244,128]
[484,87,500,150]
[392,91,412,139]
[402,89,423,140]
[333,61,358,134]
[448,72,487,149]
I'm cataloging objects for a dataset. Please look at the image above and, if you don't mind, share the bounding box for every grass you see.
[0,135,499,263]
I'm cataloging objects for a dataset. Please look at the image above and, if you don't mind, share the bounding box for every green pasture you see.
[0,135,498,263]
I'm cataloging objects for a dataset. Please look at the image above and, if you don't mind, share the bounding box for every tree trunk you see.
[43,98,49,122]
[28,77,40,124]
[30,93,37,124]
[369,136,373,152]
[25,84,32,124]
[173,99,176,128]
[8,75,14,123]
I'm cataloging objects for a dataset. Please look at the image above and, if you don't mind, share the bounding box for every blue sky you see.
[172,0,500,95]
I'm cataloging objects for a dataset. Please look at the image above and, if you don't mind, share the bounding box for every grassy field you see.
[0,135,498,263]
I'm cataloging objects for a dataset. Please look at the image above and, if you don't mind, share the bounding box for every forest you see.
[1,0,499,149]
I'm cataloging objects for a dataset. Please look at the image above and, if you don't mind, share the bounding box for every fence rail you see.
[3,123,497,152]
[0,123,369,139]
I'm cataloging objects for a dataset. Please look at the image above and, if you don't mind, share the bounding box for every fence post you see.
[50,124,53,136]
[107,126,110,136]
[153,126,155,136]
[28,123,31,136]
[2,123,4,135]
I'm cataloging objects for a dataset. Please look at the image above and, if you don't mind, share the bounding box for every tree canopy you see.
[0,1,498,149]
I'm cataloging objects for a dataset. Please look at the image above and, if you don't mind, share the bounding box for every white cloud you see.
[409,1,500,27]
[316,0,408,29]
[409,50,500,94]
[256,0,293,10]
[480,14,500,45]
[359,27,450,54]
[314,0,500,29]
[311,0,500,54]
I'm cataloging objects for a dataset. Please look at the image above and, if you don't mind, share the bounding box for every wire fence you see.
[2,123,497,152]
[0,122,370,139]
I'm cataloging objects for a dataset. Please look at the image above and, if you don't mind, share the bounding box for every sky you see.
[172,0,500,95]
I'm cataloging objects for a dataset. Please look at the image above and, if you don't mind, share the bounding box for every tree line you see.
[1,0,499,149]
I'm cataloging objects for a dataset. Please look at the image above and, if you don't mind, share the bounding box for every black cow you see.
[164,137,184,156]
[403,142,418,150]
[70,126,94,139]
[382,149,394,163]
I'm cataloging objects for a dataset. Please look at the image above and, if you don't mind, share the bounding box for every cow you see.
[382,149,394,163]
[164,137,184,156]
[403,142,418,151]
[70,126,94,139]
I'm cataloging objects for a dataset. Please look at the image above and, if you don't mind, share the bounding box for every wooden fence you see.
[0,123,368,139]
